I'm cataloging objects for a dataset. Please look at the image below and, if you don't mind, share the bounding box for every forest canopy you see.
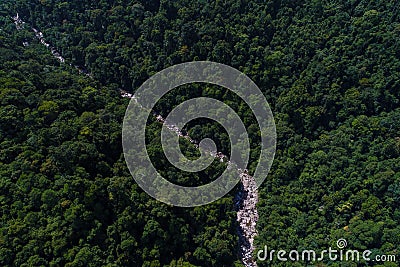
[0,0,399,266]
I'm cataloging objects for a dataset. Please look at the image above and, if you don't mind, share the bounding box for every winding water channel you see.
[13,15,259,266]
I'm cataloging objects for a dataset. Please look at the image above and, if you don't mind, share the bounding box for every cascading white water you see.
[12,14,91,76]
[235,173,259,267]
[13,15,259,266]
[13,13,65,63]
[121,90,259,266]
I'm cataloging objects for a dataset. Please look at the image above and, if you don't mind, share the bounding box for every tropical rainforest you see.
[0,0,399,266]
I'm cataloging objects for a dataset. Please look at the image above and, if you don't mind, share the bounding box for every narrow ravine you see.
[121,92,259,267]
[13,15,259,266]
[12,14,91,76]
[13,13,65,63]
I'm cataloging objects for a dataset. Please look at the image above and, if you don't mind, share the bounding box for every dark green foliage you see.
[1,0,399,266]
[0,17,238,266]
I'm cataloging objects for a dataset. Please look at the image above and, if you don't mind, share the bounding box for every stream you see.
[13,14,91,76]
[121,91,260,267]
[13,14,259,266]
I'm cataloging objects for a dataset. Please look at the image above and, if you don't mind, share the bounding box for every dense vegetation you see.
[1,0,399,266]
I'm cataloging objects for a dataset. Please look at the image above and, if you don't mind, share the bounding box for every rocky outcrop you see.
[235,172,259,267]
[12,13,24,30]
